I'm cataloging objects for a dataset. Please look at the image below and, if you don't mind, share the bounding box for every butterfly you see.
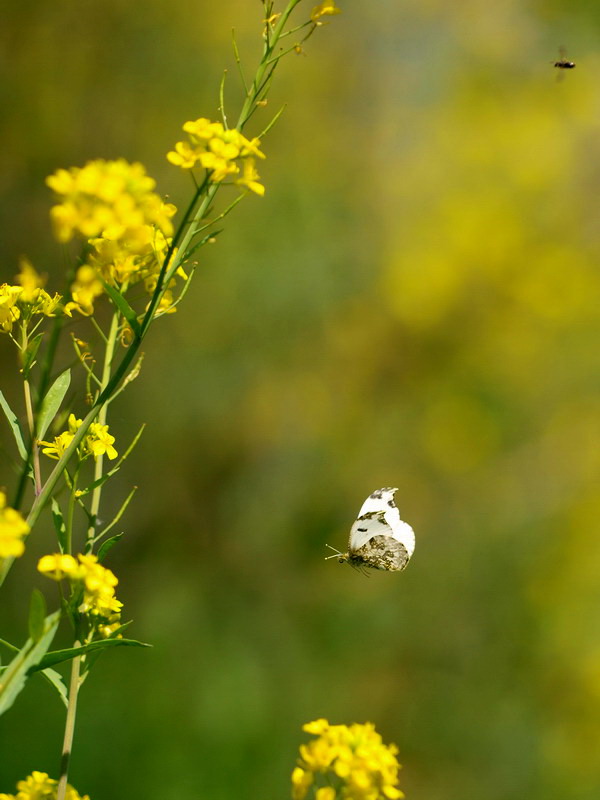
[325,487,415,573]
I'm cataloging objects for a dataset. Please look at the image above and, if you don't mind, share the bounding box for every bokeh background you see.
[1,1,600,798]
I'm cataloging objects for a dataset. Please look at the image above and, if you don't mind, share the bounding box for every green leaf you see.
[96,486,137,540]
[21,332,44,379]
[51,498,68,553]
[30,637,151,673]
[28,589,47,642]
[37,369,71,440]
[97,533,124,562]
[100,280,141,337]
[184,230,223,263]
[0,611,60,716]
[0,390,28,460]
[40,667,69,708]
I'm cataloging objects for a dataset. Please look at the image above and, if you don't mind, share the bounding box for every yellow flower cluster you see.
[0,262,62,333]
[311,0,342,23]
[38,553,122,631]
[46,159,180,315]
[0,491,30,562]
[70,226,186,317]
[46,159,174,244]
[292,720,403,800]
[0,771,89,800]
[167,119,266,196]
[39,414,117,462]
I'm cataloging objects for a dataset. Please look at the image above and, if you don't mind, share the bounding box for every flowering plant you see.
[0,2,351,798]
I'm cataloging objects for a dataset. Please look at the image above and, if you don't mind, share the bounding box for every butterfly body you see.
[327,487,415,572]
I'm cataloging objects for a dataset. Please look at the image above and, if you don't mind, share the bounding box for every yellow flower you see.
[291,767,313,800]
[66,265,104,316]
[293,720,403,800]
[39,430,75,460]
[166,140,201,169]
[86,422,118,460]
[15,259,45,303]
[39,415,117,463]
[168,118,266,193]
[0,771,89,800]
[0,284,22,333]
[46,159,173,245]
[0,491,30,561]
[236,159,265,196]
[311,0,341,23]
[76,554,122,619]
[38,553,123,624]
[37,553,79,581]
[316,789,336,800]
[63,209,180,317]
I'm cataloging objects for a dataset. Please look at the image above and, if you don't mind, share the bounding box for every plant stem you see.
[56,647,82,800]
[87,313,119,548]
[237,0,301,129]
[5,0,305,575]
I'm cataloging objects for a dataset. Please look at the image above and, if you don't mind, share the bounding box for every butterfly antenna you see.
[324,544,344,560]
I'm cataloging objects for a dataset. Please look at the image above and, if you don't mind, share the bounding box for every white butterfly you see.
[326,487,415,572]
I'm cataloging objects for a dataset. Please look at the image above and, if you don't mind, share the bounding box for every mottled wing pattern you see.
[356,487,399,519]
[349,533,410,572]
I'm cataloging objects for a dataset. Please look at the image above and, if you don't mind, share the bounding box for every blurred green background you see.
[1,1,600,798]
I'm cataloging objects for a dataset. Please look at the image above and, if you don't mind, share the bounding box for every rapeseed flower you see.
[311,1,341,23]
[39,414,117,461]
[47,159,179,315]
[46,159,173,244]
[38,553,122,628]
[0,263,61,333]
[0,284,21,332]
[0,770,89,800]
[293,720,403,800]
[0,491,30,562]
[86,423,118,460]
[167,118,266,195]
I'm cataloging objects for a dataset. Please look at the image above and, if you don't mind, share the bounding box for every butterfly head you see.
[325,544,348,564]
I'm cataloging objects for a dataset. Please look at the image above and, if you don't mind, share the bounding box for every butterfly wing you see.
[350,487,415,558]
[351,530,411,571]
[349,511,392,551]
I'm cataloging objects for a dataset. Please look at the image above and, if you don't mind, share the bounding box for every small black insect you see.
[554,47,576,70]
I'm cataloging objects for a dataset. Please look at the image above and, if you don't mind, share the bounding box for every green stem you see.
[237,0,301,129]
[3,0,305,584]
[56,648,82,800]
[23,378,42,496]
[65,468,78,555]
[87,313,119,548]
[13,295,64,510]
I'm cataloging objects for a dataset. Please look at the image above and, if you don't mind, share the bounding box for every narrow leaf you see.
[185,230,223,263]
[51,499,68,553]
[96,486,137,540]
[0,611,60,716]
[30,637,151,673]
[100,281,141,336]
[257,103,286,139]
[28,590,47,642]
[40,667,68,708]
[97,533,124,562]
[21,333,44,379]
[37,369,71,439]
[0,390,28,460]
